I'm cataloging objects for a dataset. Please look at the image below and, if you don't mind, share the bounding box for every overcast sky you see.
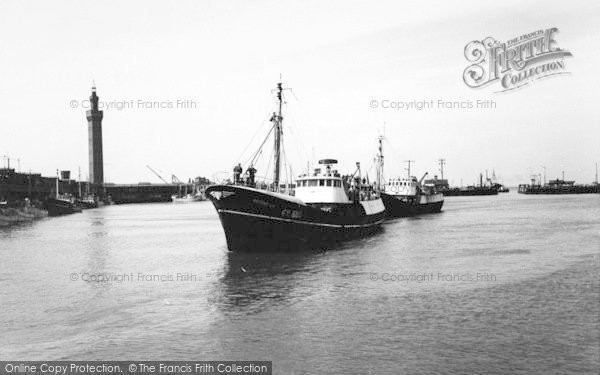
[1,0,598,186]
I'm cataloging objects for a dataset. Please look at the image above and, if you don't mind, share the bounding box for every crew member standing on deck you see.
[247,165,257,187]
[233,163,243,184]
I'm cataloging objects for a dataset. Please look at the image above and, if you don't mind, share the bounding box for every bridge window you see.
[334,180,341,187]
[308,180,317,187]
[326,180,332,186]
[319,179,325,186]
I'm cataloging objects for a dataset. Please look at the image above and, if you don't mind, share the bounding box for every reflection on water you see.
[215,252,315,314]
[0,194,598,373]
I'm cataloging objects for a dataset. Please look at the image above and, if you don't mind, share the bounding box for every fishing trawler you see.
[76,195,98,209]
[46,198,82,216]
[381,175,444,217]
[45,170,82,216]
[375,138,444,217]
[74,169,99,208]
[205,82,386,252]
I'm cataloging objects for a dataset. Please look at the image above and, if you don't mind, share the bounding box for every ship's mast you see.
[439,158,445,180]
[56,169,60,199]
[271,82,284,191]
[376,135,384,190]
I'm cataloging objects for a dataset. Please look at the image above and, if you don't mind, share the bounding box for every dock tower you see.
[86,85,104,193]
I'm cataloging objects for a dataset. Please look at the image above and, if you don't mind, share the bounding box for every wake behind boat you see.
[205,83,385,252]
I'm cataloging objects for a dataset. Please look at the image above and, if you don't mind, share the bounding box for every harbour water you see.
[1,192,598,374]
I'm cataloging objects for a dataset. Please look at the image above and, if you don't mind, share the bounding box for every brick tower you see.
[86,85,104,192]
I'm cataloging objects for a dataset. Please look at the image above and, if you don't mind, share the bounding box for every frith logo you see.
[463,28,572,92]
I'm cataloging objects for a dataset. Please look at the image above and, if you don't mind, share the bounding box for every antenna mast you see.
[404,160,415,178]
[376,135,384,190]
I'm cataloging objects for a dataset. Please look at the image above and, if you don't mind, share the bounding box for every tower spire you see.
[86,85,104,195]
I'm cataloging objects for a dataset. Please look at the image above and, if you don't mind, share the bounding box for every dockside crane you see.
[146,165,169,184]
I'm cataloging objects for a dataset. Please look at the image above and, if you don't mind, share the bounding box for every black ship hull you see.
[381,193,444,218]
[205,185,385,252]
[45,198,82,216]
[441,187,498,196]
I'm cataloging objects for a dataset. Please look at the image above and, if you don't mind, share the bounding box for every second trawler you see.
[374,137,444,217]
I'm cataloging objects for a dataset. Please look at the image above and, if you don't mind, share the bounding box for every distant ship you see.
[45,170,82,216]
[518,176,599,194]
[74,171,99,209]
[171,184,206,202]
[46,198,82,216]
[490,169,509,192]
[493,184,510,193]
[75,195,99,209]
[425,168,499,196]
[205,82,385,252]
[443,185,499,196]
[171,193,205,203]
[0,199,48,226]
[172,193,193,203]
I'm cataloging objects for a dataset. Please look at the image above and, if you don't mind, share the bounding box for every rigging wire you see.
[246,124,275,169]
[283,90,311,166]
[383,137,407,177]
[281,136,291,187]
[235,109,274,164]
[260,145,274,184]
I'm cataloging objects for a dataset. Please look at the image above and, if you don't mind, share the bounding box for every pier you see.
[105,183,193,204]
[518,179,599,194]
[0,167,210,205]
